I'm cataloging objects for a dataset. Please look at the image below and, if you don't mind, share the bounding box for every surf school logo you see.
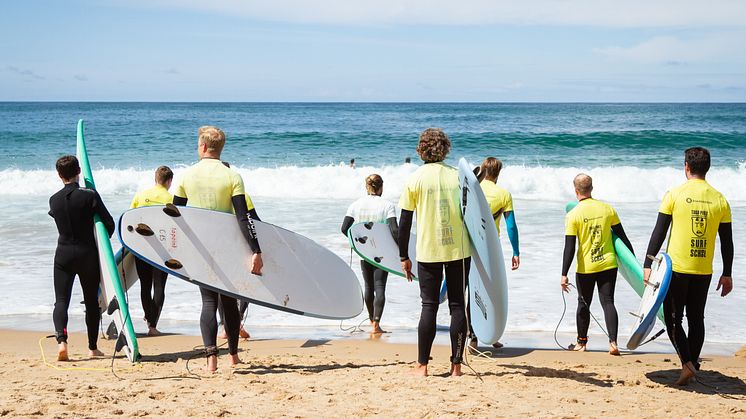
[691,216,707,237]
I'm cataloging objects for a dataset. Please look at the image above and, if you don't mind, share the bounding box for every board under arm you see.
[643,212,672,269]
[387,216,399,246]
[340,216,354,237]
[611,223,634,256]
[232,195,261,254]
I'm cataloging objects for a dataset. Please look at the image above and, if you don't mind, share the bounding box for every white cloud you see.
[594,32,746,64]
[132,0,746,27]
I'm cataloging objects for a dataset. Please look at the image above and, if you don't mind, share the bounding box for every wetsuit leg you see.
[686,275,711,366]
[219,294,241,355]
[663,272,692,363]
[416,261,443,365]
[575,273,596,340]
[52,248,76,344]
[77,250,102,351]
[238,301,249,319]
[595,268,619,342]
[151,269,167,328]
[360,260,376,321]
[199,288,221,350]
[372,268,388,322]
[135,258,157,327]
[444,258,469,363]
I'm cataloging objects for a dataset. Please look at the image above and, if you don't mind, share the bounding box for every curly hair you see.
[416,128,451,163]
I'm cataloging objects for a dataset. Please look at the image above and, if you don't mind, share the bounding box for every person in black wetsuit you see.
[48,155,115,361]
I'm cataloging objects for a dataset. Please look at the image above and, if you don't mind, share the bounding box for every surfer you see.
[398,128,471,377]
[467,157,521,350]
[172,126,264,373]
[48,155,114,361]
[129,166,173,336]
[642,147,733,385]
[341,174,398,334]
[561,174,633,356]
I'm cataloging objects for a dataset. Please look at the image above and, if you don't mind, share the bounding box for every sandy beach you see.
[0,329,744,418]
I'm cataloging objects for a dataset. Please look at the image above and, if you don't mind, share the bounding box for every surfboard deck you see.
[459,158,509,344]
[77,119,140,362]
[119,205,363,320]
[626,253,672,350]
[564,202,663,322]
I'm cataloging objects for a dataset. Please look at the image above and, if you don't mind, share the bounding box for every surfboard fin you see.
[135,223,154,236]
[115,333,127,352]
[165,259,183,270]
[106,321,119,340]
[363,222,374,229]
[107,297,120,315]
[163,203,181,218]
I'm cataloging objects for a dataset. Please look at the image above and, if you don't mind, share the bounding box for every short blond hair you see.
[198,126,226,154]
[573,173,593,195]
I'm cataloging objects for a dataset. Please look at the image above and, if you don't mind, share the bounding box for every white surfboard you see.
[98,249,138,314]
[119,205,363,320]
[626,253,672,350]
[458,158,509,345]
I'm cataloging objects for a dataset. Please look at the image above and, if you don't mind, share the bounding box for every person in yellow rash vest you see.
[561,174,634,356]
[172,126,263,373]
[643,147,733,386]
[398,128,471,378]
[130,166,174,336]
[467,157,521,350]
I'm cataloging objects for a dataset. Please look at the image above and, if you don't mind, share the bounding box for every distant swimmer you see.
[468,157,520,351]
[405,157,411,164]
[172,126,264,373]
[642,147,733,386]
[399,128,471,377]
[341,174,398,334]
[130,166,173,336]
[561,174,633,355]
[48,155,114,361]
[350,158,356,168]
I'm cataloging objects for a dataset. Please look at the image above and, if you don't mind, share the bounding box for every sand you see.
[1,329,745,418]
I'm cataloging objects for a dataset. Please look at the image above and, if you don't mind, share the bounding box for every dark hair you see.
[56,155,80,180]
[365,174,383,195]
[416,128,451,163]
[155,166,173,184]
[685,147,710,176]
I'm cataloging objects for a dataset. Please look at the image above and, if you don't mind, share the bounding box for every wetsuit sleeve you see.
[92,191,116,237]
[341,216,355,237]
[398,209,413,259]
[248,208,261,222]
[232,195,261,254]
[173,196,188,206]
[504,210,519,257]
[387,216,399,246]
[719,222,734,277]
[611,223,634,256]
[561,235,575,276]
[644,212,672,269]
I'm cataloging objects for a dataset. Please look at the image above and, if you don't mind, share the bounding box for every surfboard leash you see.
[554,284,612,351]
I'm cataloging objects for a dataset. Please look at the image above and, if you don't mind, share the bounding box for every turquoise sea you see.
[0,103,744,352]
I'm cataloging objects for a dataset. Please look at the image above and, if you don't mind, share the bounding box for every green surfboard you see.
[77,120,140,362]
[565,202,663,321]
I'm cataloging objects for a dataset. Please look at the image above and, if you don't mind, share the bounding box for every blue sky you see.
[1,0,745,101]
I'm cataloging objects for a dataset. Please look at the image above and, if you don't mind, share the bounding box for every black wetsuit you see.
[562,223,633,343]
[644,213,734,367]
[341,216,398,322]
[173,195,260,356]
[399,209,469,365]
[48,182,115,349]
[135,259,167,329]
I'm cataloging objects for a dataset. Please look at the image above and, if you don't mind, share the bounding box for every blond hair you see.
[573,173,593,195]
[476,157,503,181]
[198,125,226,154]
[416,128,451,163]
[365,174,383,195]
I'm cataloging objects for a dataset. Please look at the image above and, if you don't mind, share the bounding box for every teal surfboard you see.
[565,202,663,321]
[77,120,140,362]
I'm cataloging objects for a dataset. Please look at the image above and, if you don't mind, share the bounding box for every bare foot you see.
[609,341,620,356]
[230,353,242,367]
[148,327,161,337]
[89,349,105,357]
[218,328,228,340]
[205,355,218,373]
[57,343,69,362]
[371,321,386,334]
[450,363,463,377]
[409,363,428,377]
[675,363,696,386]
[239,327,250,340]
[492,341,504,349]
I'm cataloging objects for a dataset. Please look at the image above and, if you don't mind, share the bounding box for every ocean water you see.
[0,103,744,352]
